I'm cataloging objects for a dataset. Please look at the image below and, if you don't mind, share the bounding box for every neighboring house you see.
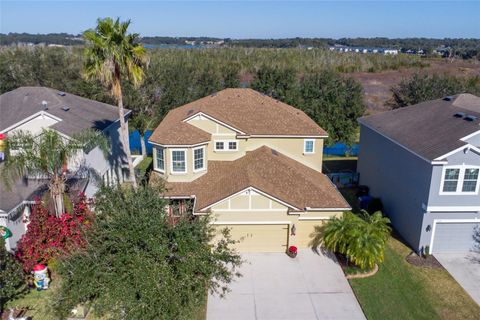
[358,94,480,254]
[0,86,131,250]
[149,88,350,252]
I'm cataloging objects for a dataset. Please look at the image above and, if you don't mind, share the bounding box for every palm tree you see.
[2,129,109,218]
[83,17,149,188]
[321,210,391,270]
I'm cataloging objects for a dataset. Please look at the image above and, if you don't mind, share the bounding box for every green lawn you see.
[349,237,480,320]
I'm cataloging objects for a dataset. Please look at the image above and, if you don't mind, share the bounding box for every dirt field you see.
[350,58,480,115]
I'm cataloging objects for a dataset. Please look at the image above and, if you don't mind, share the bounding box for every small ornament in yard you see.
[287,245,298,258]
[0,226,12,239]
[32,264,50,291]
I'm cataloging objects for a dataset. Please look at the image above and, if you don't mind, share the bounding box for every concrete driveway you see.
[435,252,480,305]
[207,249,365,320]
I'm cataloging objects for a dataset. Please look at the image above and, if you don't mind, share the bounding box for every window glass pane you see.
[228,141,237,150]
[443,168,459,192]
[462,168,479,192]
[194,148,204,170]
[215,141,224,150]
[156,147,164,171]
[304,140,314,153]
[172,150,186,172]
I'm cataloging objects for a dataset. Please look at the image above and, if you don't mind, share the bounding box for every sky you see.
[0,1,479,39]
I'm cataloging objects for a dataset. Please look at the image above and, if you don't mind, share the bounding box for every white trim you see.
[298,217,333,220]
[211,221,292,225]
[170,148,187,174]
[237,134,328,139]
[192,146,206,172]
[154,146,165,173]
[200,186,300,211]
[303,139,315,154]
[183,112,246,135]
[439,165,480,195]
[460,130,480,142]
[149,141,209,148]
[214,139,238,152]
[429,218,480,254]
[305,207,351,211]
[0,111,63,134]
[433,144,480,161]
[426,206,480,212]
[213,209,286,213]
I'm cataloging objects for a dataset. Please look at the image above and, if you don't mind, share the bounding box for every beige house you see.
[149,88,350,252]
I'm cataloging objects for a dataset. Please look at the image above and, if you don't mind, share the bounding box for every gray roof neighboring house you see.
[0,86,129,136]
[359,94,480,161]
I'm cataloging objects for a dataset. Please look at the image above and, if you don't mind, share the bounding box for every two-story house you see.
[0,86,131,251]
[149,88,350,252]
[358,94,480,254]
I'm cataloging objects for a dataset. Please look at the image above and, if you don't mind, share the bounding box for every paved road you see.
[435,252,480,306]
[207,249,366,320]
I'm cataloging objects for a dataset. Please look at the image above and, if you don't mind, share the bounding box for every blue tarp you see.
[323,143,359,156]
[129,130,154,155]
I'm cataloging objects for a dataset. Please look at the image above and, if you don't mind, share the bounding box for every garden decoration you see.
[287,245,298,258]
[0,133,6,162]
[32,264,50,290]
[0,226,12,239]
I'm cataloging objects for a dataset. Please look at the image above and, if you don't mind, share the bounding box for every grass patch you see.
[5,286,56,320]
[349,237,480,320]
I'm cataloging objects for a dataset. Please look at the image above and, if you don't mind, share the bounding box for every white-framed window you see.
[440,165,480,195]
[170,149,187,174]
[155,147,165,172]
[214,140,238,152]
[304,139,315,154]
[193,146,205,172]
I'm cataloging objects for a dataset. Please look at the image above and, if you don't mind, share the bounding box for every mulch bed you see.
[334,252,377,278]
[405,252,443,269]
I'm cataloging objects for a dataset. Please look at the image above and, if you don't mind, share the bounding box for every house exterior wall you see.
[210,189,341,248]
[152,116,325,181]
[358,124,433,251]
[428,149,480,208]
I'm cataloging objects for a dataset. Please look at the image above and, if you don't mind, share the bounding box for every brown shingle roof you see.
[359,94,480,161]
[161,146,350,212]
[149,88,327,145]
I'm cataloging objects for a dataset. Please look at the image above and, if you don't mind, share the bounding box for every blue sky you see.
[1,1,479,38]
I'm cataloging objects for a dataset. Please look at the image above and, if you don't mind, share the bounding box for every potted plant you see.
[287,246,298,258]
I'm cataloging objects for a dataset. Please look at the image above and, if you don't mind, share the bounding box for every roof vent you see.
[41,100,48,110]
[62,106,70,112]
[464,115,477,122]
[443,96,453,101]
[187,109,194,116]
[58,91,66,96]
[211,92,217,97]
[453,112,466,118]
[271,149,278,156]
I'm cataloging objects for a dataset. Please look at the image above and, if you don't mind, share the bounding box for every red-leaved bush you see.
[15,193,94,272]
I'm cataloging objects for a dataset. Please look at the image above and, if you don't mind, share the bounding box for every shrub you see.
[322,210,391,270]
[0,238,26,312]
[52,185,242,320]
[15,193,93,272]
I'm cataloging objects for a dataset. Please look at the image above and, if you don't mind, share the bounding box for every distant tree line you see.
[1,33,479,59]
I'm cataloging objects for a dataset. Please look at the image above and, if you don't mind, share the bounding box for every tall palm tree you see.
[83,18,148,188]
[2,129,109,218]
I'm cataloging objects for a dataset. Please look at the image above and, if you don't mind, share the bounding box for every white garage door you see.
[432,222,480,253]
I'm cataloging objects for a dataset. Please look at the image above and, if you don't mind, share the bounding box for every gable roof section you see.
[359,94,480,161]
[0,87,126,136]
[161,146,350,212]
[149,88,327,145]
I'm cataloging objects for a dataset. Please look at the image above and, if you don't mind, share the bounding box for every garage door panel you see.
[433,222,480,253]
[214,224,289,252]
